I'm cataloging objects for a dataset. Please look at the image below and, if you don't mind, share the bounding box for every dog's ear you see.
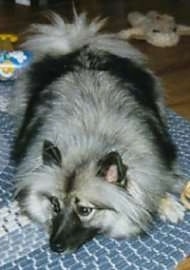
[97,151,127,184]
[42,140,62,167]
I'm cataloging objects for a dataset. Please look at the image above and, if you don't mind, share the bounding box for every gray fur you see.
[10,13,184,252]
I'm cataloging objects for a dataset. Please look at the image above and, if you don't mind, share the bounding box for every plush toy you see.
[0,34,32,80]
[118,11,190,47]
[181,181,190,209]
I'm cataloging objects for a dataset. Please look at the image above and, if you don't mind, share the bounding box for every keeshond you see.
[10,12,185,253]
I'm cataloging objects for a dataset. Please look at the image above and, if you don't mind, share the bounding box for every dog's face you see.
[17,139,150,253]
[49,196,98,252]
[41,140,129,253]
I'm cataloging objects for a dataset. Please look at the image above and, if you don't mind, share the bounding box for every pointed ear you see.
[42,140,62,167]
[97,151,127,184]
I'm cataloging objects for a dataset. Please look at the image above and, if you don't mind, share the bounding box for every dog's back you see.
[11,13,175,168]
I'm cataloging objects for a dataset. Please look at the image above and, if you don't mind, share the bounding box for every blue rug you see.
[0,82,189,270]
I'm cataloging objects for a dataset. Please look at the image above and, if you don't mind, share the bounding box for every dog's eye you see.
[76,205,93,216]
[49,196,61,214]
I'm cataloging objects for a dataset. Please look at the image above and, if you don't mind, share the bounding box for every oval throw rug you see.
[0,82,189,270]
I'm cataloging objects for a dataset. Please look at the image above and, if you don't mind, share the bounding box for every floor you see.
[0,0,190,269]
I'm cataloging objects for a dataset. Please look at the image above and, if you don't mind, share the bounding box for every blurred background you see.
[0,0,190,119]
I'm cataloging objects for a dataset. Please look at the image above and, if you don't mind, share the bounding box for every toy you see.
[181,181,190,209]
[0,34,32,80]
[118,11,190,47]
[0,34,18,50]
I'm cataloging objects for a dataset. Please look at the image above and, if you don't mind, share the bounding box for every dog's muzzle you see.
[50,208,97,253]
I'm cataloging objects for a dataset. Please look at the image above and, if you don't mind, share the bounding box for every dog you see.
[10,12,185,253]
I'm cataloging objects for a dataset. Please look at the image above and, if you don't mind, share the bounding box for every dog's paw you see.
[180,181,190,209]
[158,193,185,223]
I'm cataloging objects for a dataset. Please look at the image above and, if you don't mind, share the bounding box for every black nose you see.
[50,241,65,253]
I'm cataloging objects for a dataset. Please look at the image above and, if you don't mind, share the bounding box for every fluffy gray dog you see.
[10,13,185,253]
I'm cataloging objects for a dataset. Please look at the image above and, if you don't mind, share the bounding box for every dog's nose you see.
[50,241,65,253]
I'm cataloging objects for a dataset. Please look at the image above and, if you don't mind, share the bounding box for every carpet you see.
[0,81,190,270]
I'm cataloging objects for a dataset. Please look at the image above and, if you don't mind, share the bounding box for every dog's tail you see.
[22,12,106,58]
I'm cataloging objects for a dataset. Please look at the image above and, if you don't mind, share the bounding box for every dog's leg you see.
[158,193,185,223]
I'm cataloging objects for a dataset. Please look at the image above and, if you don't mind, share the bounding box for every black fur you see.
[50,206,97,252]
[65,172,76,193]
[15,187,29,202]
[80,49,161,120]
[146,118,176,168]
[13,50,82,164]
[42,140,62,167]
[13,46,174,169]
[49,196,61,214]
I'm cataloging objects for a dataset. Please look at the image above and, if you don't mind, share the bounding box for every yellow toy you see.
[0,34,18,50]
[0,34,32,80]
[119,11,190,47]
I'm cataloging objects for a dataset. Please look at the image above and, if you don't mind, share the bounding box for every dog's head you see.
[17,139,151,253]
[42,140,130,253]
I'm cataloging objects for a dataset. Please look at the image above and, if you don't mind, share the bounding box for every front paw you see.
[158,193,185,223]
[180,181,190,209]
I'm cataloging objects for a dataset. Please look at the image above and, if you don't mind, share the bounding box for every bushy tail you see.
[22,12,106,58]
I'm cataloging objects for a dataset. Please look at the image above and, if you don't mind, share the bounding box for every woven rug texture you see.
[0,82,189,270]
